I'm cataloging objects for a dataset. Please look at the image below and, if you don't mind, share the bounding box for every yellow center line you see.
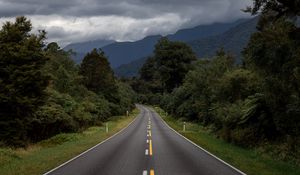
[149,139,153,156]
[150,169,155,175]
[148,130,151,137]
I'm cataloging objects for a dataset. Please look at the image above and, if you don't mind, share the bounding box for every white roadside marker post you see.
[183,122,186,132]
[106,123,108,133]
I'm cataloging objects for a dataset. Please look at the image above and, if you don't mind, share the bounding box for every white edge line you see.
[143,170,148,175]
[43,115,139,175]
[151,108,247,175]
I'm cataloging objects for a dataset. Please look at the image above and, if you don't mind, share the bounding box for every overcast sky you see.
[0,0,252,47]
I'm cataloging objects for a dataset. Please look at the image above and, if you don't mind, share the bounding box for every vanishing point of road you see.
[44,105,245,175]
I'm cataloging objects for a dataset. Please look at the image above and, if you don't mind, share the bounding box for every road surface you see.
[44,105,245,175]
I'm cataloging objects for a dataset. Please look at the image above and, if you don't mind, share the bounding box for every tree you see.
[80,49,117,101]
[0,17,49,146]
[244,18,300,137]
[155,38,197,92]
[245,0,300,30]
[245,0,300,17]
[141,37,197,92]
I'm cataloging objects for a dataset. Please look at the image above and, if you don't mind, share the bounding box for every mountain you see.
[189,17,258,61]
[167,19,248,42]
[64,39,115,63]
[114,17,258,77]
[65,19,248,67]
[101,35,161,68]
[114,57,148,77]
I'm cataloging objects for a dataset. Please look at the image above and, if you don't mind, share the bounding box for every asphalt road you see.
[44,105,245,175]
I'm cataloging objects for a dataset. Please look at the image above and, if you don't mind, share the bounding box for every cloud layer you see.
[0,0,252,46]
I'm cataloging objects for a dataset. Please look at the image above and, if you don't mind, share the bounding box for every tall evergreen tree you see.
[245,0,300,30]
[80,49,117,100]
[244,1,300,137]
[153,37,196,92]
[0,17,49,146]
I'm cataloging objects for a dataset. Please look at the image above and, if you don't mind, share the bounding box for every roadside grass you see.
[0,108,139,175]
[153,107,300,175]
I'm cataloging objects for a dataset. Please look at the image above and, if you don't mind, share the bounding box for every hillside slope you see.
[114,17,258,77]
[64,19,248,67]
[101,35,161,68]
[189,17,258,60]
[64,39,115,63]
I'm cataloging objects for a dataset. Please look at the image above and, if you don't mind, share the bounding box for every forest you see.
[0,0,299,167]
[130,0,300,164]
[0,17,136,147]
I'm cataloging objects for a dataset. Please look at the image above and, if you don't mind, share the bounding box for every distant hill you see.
[114,57,148,77]
[189,17,258,61]
[64,19,247,67]
[64,39,115,63]
[101,35,161,68]
[114,17,258,77]
[167,19,248,42]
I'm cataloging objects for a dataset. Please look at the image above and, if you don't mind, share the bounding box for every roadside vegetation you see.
[154,107,300,175]
[0,17,136,147]
[128,0,300,169]
[0,109,139,175]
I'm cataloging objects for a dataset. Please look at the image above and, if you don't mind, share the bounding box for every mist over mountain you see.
[63,39,115,63]
[189,17,258,61]
[101,35,161,68]
[64,18,248,68]
[114,17,257,77]
[167,19,248,42]
[63,17,257,77]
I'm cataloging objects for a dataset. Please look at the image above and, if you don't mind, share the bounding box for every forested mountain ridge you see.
[167,18,249,42]
[101,35,162,68]
[64,18,249,68]
[114,17,258,77]
[189,17,258,61]
[64,39,115,63]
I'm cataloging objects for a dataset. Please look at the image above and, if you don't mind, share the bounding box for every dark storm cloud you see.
[0,0,252,46]
[0,0,250,19]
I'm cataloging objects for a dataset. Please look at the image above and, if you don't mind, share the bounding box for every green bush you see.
[39,133,79,147]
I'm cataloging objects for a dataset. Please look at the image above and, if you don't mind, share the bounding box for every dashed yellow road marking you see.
[148,130,151,137]
[149,140,153,156]
[150,169,155,175]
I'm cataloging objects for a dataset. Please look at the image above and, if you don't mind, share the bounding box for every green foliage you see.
[139,38,196,93]
[216,69,261,103]
[245,0,300,30]
[124,1,300,165]
[154,37,197,92]
[244,18,300,137]
[137,5,300,164]
[80,49,117,97]
[116,81,136,111]
[0,17,49,146]
[157,50,276,147]
[39,133,79,147]
[0,17,136,147]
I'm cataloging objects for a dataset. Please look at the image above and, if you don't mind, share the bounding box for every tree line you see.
[0,17,136,147]
[131,0,300,163]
